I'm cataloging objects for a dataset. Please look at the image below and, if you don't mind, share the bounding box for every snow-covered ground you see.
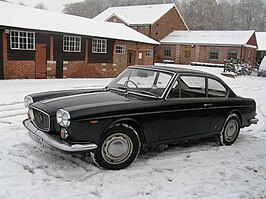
[0,65,265,199]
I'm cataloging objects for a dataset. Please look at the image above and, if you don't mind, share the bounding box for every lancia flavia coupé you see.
[23,66,258,170]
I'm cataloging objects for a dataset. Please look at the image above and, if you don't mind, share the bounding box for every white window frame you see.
[10,30,35,50]
[116,45,126,54]
[92,38,107,53]
[63,35,81,52]
[164,48,171,57]
[146,49,153,57]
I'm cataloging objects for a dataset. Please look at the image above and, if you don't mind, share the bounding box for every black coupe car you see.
[23,65,258,170]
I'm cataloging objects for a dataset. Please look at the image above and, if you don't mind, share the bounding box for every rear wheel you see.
[91,123,140,170]
[219,114,240,146]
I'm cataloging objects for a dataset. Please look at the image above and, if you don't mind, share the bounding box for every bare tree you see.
[238,0,265,29]
[62,0,266,31]
[185,0,219,30]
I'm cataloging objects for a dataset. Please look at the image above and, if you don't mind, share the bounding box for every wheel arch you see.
[229,109,243,127]
[104,118,146,145]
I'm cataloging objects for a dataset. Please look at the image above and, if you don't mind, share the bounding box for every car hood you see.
[42,91,131,110]
[31,90,161,120]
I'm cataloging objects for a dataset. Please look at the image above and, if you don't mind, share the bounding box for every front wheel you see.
[91,123,140,170]
[219,113,240,146]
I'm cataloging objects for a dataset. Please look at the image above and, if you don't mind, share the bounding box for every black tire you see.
[219,113,240,146]
[91,123,140,170]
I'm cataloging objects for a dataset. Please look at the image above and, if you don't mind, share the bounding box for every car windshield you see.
[107,68,174,98]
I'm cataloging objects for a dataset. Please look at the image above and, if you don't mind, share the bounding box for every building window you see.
[10,30,35,50]
[146,49,153,57]
[164,48,171,57]
[92,38,107,53]
[116,45,126,54]
[228,49,238,60]
[63,36,81,52]
[209,48,219,60]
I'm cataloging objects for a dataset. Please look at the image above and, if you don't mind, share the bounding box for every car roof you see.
[260,56,266,67]
[129,65,215,77]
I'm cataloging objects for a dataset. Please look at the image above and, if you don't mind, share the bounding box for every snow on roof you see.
[255,32,266,51]
[0,2,159,45]
[160,30,256,47]
[94,3,188,28]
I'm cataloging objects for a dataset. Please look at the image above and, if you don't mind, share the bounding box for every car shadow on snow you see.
[23,134,252,174]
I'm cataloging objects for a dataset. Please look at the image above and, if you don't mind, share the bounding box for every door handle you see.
[204,103,213,107]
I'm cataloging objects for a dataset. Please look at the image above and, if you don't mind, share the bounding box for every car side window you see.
[208,78,228,97]
[168,75,206,99]
[180,76,206,98]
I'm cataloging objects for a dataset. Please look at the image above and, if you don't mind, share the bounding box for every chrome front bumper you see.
[249,118,259,124]
[23,119,98,152]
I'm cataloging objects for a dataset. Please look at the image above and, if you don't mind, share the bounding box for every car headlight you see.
[56,109,71,127]
[24,96,33,107]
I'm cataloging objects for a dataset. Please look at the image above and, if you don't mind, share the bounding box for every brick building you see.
[94,3,188,41]
[255,32,266,65]
[0,2,158,79]
[157,30,257,66]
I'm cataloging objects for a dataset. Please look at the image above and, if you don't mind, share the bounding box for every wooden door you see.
[184,48,192,65]
[0,32,3,79]
[127,51,136,66]
[56,59,63,78]
[138,51,145,65]
[35,44,47,79]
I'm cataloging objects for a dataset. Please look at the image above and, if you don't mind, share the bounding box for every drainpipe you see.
[240,45,243,62]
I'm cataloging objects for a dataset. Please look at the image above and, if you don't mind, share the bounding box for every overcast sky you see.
[8,0,82,12]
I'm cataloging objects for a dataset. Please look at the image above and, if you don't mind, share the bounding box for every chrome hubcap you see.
[225,120,238,142]
[102,133,133,165]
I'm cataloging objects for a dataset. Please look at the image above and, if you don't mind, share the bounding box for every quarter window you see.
[146,49,153,57]
[116,45,126,54]
[164,48,171,57]
[10,30,35,50]
[63,36,81,52]
[92,38,107,53]
[180,76,206,98]
[209,49,218,60]
[208,78,227,97]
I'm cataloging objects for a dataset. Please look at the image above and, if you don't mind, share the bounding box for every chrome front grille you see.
[30,108,50,131]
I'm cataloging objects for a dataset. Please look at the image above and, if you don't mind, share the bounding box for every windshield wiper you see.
[118,85,128,90]
[108,85,129,92]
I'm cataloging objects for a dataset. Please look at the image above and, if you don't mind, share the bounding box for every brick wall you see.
[107,16,127,25]
[131,26,151,38]
[61,41,154,78]
[63,61,115,78]
[113,41,154,68]
[1,30,155,79]
[151,7,188,41]
[154,44,176,63]
[107,7,187,42]
[2,32,35,79]
[0,31,3,79]
[4,61,35,79]
[157,44,256,66]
